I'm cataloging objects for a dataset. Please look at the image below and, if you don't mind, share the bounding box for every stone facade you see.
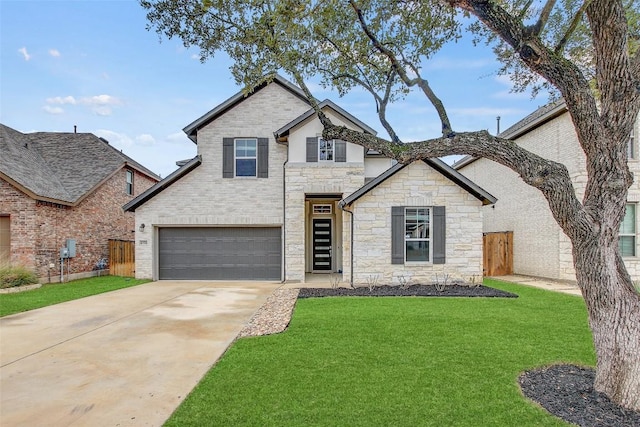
[133,82,311,279]
[130,78,488,283]
[459,109,640,281]
[345,162,484,285]
[0,168,156,281]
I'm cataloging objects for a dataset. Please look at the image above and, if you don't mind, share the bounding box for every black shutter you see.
[335,140,347,162]
[433,206,446,264]
[257,137,269,178]
[391,206,405,264]
[306,137,318,162]
[223,138,234,178]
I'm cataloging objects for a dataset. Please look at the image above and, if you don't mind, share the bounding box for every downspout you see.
[282,157,287,283]
[279,134,289,283]
[339,202,354,288]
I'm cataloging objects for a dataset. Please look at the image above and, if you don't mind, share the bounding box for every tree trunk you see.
[574,233,640,411]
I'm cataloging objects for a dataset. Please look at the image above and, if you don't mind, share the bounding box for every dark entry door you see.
[312,218,332,271]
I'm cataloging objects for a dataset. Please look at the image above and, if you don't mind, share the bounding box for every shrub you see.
[0,265,38,288]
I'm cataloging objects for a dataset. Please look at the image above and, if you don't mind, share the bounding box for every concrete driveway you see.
[0,280,281,426]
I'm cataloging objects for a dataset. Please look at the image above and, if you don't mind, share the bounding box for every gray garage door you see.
[158,227,281,280]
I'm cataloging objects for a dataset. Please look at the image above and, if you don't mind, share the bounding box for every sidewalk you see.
[490,274,582,297]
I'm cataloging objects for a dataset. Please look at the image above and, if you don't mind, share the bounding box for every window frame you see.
[404,207,432,263]
[318,138,334,162]
[234,138,258,177]
[619,202,637,257]
[125,169,134,195]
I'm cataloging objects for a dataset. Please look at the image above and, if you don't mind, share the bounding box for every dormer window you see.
[126,169,134,195]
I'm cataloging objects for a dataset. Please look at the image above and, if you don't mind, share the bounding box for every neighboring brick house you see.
[456,101,640,281]
[0,124,160,282]
[124,75,496,285]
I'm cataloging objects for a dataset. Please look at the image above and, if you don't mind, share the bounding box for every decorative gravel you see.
[298,284,518,298]
[519,364,640,427]
[237,288,299,338]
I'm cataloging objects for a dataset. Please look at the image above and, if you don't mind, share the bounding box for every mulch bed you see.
[298,284,640,426]
[298,284,518,298]
[519,365,640,427]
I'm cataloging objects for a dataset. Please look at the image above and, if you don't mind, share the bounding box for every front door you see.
[312,218,332,271]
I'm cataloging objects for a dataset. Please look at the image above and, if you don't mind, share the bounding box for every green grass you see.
[0,275,151,317]
[166,279,595,426]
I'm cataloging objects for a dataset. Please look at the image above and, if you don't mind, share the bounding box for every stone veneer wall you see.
[344,162,484,285]
[284,162,365,282]
[0,168,156,281]
[460,111,640,282]
[134,83,311,279]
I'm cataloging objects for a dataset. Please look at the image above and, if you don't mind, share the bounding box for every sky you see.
[1,0,552,178]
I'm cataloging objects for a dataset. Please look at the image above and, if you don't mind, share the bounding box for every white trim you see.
[404,207,432,263]
[234,138,257,177]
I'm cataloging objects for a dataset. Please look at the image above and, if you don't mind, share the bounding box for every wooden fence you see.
[483,231,513,276]
[108,239,135,277]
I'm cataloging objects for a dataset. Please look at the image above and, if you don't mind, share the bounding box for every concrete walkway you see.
[489,274,583,296]
[0,280,281,427]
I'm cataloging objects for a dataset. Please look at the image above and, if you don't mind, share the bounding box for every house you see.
[0,124,160,282]
[456,101,640,282]
[124,75,496,285]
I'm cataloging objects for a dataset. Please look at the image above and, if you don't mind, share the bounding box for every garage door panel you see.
[158,227,281,280]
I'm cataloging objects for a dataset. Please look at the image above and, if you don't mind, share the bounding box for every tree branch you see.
[320,122,589,240]
[554,0,592,54]
[529,0,557,36]
[348,0,454,137]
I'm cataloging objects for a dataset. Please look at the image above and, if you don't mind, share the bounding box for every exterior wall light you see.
[139,223,145,232]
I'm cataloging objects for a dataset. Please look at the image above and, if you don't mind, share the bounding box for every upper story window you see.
[319,138,334,161]
[223,137,268,179]
[619,203,636,257]
[235,139,257,177]
[405,208,431,262]
[306,137,346,162]
[125,169,134,195]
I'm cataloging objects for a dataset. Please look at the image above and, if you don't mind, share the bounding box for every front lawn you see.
[0,275,151,317]
[166,280,594,426]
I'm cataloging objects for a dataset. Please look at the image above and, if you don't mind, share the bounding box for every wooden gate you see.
[109,239,135,277]
[483,231,513,276]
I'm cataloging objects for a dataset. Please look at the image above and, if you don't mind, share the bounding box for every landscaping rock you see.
[298,284,518,298]
[519,364,640,427]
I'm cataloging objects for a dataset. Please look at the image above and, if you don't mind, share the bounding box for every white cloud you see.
[46,96,77,105]
[43,105,64,115]
[135,134,156,146]
[18,47,31,61]
[80,94,121,106]
[94,129,133,148]
[167,131,187,143]
[49,49,61,57]
[92,106,113,116]
[190,53,200,60]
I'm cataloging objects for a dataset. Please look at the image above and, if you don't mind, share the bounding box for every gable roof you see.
[453,99,568,170]
[124,155,202,212]
[183,74,312,143]
[0,124,160,205]
[340,158,497,208]
[274,99,377,140]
